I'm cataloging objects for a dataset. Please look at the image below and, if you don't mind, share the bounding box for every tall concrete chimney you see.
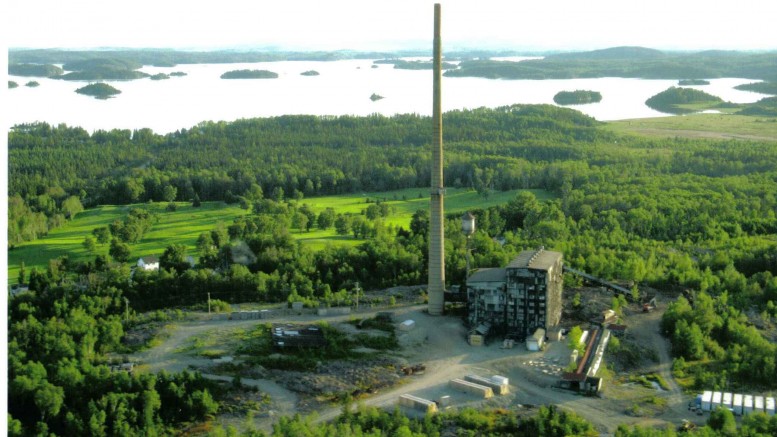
[428,3,445,316]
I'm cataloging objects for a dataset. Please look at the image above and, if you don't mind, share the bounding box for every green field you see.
[605,113,777,142]
[294,187,552,250]
[8,188,551,285]
[8,202,251,286]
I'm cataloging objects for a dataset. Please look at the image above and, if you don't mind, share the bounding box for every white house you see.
[137,255,160,271]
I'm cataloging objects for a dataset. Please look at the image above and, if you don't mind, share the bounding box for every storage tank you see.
[733,394,744,415]
[701,391,713,412]
[723,392,733,409]
[766,397,775,416]
[744,395,754,414]
[755,396,765,413]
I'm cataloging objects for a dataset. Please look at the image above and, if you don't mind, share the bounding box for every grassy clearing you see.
[295,187,551,249]
[8,188,551,284]
[605,113,777,141]
[7,201,250,285]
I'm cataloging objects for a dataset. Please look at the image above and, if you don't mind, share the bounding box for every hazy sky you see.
[5,0,777,52]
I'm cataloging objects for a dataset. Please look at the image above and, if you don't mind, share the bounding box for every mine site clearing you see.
[127,286,710,434]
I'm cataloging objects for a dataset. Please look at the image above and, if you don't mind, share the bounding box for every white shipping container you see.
[712,391,722,409]
[744,395,754,414]
[702,391,713,412]
[755,396,765,413]
[733,394,744,415]
[723,392,733,409]
[766,397,775,416]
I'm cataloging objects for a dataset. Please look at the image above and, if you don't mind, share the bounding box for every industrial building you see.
[466,248,564,340]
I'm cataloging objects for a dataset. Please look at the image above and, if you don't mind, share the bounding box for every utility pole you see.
[208,292,211,315]
[124,297,129,322]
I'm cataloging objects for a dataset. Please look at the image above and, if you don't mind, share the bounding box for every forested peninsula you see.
[645,87,724,114]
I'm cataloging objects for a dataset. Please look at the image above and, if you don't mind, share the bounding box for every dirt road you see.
[135,301,698,434]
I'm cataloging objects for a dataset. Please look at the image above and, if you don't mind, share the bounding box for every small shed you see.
[526,328,546,351]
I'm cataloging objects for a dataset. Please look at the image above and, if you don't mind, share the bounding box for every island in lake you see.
[150,73,170,80]
[370,93,384,101]
[75,83,121,99]
[25,81,40,87]
[553,90,602,105]
[221,69,279,79]
[645,86,723,114]
[9,81,19,88]
[678,79,710,85]
[300,70,320,76]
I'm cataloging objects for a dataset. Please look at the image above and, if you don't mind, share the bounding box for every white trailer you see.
[766,397,775,416]
[701,391,713,412]
[755,396,765,413]
[744,395,754,414]
[712,391,722,410]
[723,392,733,410]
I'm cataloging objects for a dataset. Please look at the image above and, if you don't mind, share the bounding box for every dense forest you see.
[8,103,777,434]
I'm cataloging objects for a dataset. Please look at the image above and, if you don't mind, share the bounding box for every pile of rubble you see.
[274,356,407,398]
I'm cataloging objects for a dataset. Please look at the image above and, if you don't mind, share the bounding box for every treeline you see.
[445,48,777,81]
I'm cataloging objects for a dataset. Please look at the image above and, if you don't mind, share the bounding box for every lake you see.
[7,58,769,134]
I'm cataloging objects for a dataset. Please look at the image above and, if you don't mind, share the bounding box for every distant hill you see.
[446,48,777,81]
[549,46,665,60]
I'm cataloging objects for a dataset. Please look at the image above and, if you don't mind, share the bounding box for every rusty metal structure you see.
[428,3,446,315]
